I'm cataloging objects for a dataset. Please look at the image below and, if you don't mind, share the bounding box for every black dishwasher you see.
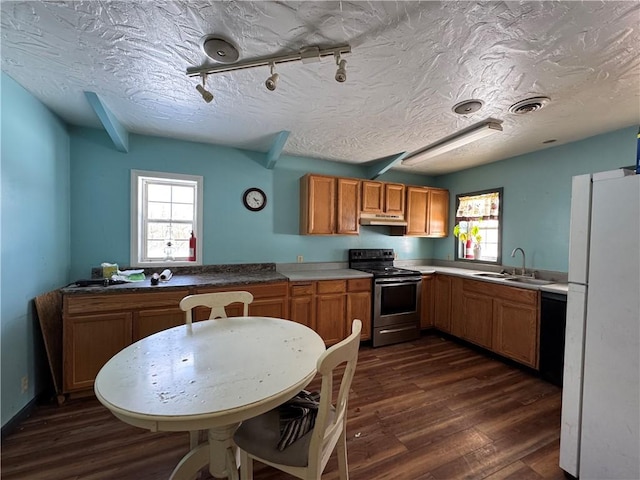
[539,292,567,387]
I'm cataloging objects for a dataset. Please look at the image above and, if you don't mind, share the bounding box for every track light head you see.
[335,57,347,83]
[196,74,213,103]
[265,63,279,91]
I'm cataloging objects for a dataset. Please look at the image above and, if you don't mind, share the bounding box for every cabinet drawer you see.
[347,278,371,292]
[317,280,346,294]
[197,281,288,299]
[291,283,314,296]
[464,279,537,305]
[64,290,189,315]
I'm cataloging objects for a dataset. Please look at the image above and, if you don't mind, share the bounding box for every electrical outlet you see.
[297,255,303,263]
[21,376,28,393]
[447,254,451,260]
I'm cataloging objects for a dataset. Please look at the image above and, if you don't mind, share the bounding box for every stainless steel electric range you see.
[349,249,422,347]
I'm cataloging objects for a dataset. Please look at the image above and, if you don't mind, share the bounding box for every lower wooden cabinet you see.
[443,276,540,369]
[289,278,372,345]
[420,274,434,328]
[194,282,288,320]
[433,274,452,332]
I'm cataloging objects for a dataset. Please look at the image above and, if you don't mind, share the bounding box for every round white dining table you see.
[94,316,326,480]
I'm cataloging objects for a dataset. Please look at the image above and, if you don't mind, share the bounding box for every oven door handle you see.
[375,277,422,285]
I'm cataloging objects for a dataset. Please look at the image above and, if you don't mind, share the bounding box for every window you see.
[131,170,203,266]
[453,188,503,264]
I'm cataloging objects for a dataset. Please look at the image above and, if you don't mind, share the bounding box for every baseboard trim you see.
[1,396,38,441]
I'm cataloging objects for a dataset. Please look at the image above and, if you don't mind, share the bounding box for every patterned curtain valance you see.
[456,192,500,220]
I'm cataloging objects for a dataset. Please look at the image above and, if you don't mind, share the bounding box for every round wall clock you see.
[242,187,267,211]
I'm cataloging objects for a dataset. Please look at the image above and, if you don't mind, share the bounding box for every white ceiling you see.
[1,1,639,175]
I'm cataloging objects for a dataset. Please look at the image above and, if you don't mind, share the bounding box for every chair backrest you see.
[179,291,254,325]
[307,319,362,474]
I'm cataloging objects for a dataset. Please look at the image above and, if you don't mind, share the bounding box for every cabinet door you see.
[290,295,315,328]
[63,312,132,392]
[421,275,434,328]
[460,291,493,349]
[300,174,336,235]
[361,181,384,213]
[249,298,287,318]
[427,189,449,237]
[405,187,429,236]
[316,293,347,346]
[133,307,184,341]
[493,300,539,368]
[347,291,371,341]
[385,183,405,215]
[433,275,452,332]
[337,177,360,235]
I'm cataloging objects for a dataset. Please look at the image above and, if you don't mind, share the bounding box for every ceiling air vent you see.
[509,96,551,115]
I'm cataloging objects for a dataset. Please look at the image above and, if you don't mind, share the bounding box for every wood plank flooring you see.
[1,334,565,480]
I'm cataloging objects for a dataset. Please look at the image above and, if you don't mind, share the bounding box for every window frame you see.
[453,187,503,265]
[130,170,203,267]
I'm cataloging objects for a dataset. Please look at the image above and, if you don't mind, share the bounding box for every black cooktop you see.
[348,249,420,278]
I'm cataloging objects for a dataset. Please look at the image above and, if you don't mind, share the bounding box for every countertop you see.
[410,265,568,295]
[280,269,372,282]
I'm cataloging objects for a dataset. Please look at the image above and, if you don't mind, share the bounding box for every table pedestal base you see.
[170,424,240,480]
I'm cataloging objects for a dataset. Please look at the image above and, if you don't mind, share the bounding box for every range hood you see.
[359,212,408,226]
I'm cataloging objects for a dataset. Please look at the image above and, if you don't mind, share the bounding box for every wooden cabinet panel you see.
[385,183,405,215]
[300,174,336,235]
[316,294,347,346]
[421,275,434,328]
[289,295,315,328]
[317,280,347,294]
[133,307,184,341]
[63,312,132,392]
[347,290,371,341]
[337,177,360,235]
[460,291,493,349]
[196,282,289,320]
[249,298,287,318]
[406,187,429,236]
[450,277,464,336]
[493,299,539,368]
[64,290,189,315]
[433,274,452,332]
[361,181,384,213]
[427,189,449,237]
[347,278,371,293]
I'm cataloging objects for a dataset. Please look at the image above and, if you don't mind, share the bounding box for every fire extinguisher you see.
[189,231,196,262]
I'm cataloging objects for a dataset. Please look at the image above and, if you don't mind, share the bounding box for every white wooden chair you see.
[179,291,254,450]
[233,319,362,480]
[179,291,254,325]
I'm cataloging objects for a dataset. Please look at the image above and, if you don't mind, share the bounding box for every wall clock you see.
[242,187,267,211]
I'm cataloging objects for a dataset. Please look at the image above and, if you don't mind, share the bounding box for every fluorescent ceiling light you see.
[402,121,503,166]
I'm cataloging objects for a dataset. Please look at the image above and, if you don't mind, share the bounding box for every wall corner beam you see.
[265,130,290,169]
[365,152,408,179]
[84,91,129,153]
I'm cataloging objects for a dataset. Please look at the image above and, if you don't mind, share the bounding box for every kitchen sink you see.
[473,272,514,279]
[504,277,553,286]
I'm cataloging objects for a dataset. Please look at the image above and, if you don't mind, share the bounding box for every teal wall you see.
[69,128,435,279]
[1,73,71,426]
[433,126,638,272]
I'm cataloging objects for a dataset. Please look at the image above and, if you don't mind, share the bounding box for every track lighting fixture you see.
[187,42,351,100]
[335,54,347,83]
[265,62,279,91]
[195,74,213,103]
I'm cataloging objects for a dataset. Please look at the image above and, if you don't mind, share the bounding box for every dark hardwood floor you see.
[1,334,565,479]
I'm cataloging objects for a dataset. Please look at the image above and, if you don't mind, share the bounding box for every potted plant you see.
[453,223,482,258]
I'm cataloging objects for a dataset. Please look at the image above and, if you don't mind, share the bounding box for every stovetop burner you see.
[348,249,420,278]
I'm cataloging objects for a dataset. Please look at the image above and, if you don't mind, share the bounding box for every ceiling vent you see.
[509,96,551,115]
[452,99,484,115]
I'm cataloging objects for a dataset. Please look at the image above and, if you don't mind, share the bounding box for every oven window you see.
[380,284,417,315]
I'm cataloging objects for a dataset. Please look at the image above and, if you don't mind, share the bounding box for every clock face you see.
[243,188,267,211]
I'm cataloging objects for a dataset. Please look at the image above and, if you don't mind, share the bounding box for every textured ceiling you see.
[1,1,639,175]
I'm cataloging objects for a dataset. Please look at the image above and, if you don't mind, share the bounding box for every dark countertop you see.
[62,264,288,295]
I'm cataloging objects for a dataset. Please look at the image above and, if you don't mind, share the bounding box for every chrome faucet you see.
[511,247,526,276]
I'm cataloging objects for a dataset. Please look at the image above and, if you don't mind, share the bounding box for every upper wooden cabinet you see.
[361,181,405,215]
[404,186,449,237]
[300,174,360,235]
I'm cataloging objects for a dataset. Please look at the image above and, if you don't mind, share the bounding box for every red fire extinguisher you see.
[189,231,196,262]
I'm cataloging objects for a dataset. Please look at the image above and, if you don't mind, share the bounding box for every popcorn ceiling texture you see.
[1,1,639,174]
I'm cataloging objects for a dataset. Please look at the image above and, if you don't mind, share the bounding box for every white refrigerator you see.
[560,168,640,479]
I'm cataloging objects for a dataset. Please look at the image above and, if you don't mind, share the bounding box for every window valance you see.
[455,192,500,220]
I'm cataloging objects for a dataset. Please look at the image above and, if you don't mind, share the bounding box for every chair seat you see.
[234,407,335,468]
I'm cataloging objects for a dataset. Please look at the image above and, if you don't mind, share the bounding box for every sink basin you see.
[504,277,553,286]
[473,272,513,279]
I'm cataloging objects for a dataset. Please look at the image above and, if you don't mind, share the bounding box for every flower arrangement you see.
[453,223,482,245]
